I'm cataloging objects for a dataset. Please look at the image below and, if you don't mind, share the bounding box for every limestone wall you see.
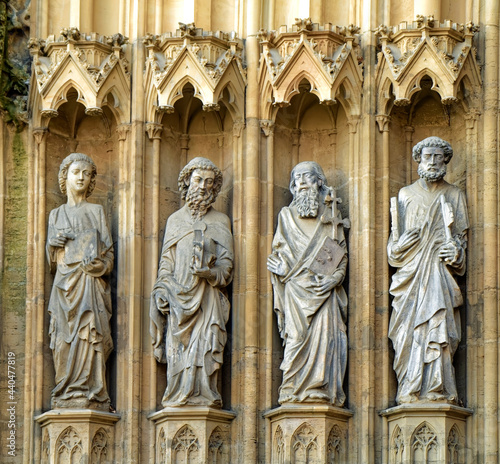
[0,0,499,463]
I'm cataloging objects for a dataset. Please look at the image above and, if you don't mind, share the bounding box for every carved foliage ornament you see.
[28,29,130,93]
[259,20,361,82]
[375,17,478,80]
[143,24,245,90]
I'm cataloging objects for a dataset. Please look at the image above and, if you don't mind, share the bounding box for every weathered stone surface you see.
[46,153,114,410]
[150,157,234,408]
[388,137,468,404]
[268,161,348,406]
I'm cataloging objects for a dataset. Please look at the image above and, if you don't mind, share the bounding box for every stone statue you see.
[388,137,468,404]
[150,157,234,408]
[46,153,114,410]
[267,161,348,405]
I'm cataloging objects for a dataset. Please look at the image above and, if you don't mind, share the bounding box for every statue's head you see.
[289,161,329,218]
[178,157,223,216]
[412,137,453,182]
[58,153,97,198]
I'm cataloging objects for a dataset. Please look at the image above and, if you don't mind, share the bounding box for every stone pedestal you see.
[380,403,473,464]
[264,404,353,464]
[35,409,120,464]
[149,407,236,464]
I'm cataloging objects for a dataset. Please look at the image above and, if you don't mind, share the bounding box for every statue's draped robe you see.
[388,179,468,403]
[151,205,233,407]
[271,204,348,405]
[47,203,113,404]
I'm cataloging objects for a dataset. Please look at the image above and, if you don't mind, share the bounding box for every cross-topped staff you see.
[320,186,350,241]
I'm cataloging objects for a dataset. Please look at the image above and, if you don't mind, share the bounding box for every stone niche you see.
[265,404,352,464]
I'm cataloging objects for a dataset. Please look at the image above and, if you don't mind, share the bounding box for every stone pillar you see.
[291,128,301,166]
[381,404,472,464]
[265,405,352,464]
[260,119,275,412]
[179,133,190,170]
[36,410,120,464]
[404,126,414,185]
[149,407,236,464]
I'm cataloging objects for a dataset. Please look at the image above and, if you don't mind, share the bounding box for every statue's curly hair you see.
[58,153,97,197]
[412,136,453,164]
[178,157,223,200]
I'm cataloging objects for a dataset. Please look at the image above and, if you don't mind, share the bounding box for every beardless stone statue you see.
[388,136,468,404]
[150,157,234,408]
[268,161,349,405]
[46,153,114,410]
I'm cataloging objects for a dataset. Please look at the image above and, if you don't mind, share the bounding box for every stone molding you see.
[143,24,247,123]
[35,409,120,464]
[28,28,131,125]
[264,404,353,464]
[149,407,236,464]
[258,19,364,121]
[380,403,472,464]
[375,16,481,113]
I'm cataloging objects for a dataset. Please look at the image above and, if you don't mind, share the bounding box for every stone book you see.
[308,236,345,276]
[64,229,101,265]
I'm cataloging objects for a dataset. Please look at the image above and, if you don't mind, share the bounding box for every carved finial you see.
[375,24,391,40]
[258,29,275,44]
[143,33,160,48]
[28,38,45,54]
[464,21,480,34]
[294,17,313,32]
[427,15,435,27]
[179,22,197,38]
[60,27,81,41]
[347,24,360,36]
[107,33,128,47]
[416,15,424,28]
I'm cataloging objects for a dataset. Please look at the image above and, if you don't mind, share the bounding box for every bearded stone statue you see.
[388,136,469,404]
[267,161,348,406]
[150,157,234,408]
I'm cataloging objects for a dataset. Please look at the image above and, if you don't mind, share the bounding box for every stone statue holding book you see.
[267,161,349,405]
[46,153,114,409]
[150,157,233,408]
[388,137,468,404]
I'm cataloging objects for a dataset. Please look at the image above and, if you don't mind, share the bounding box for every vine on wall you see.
[0,0,30,129]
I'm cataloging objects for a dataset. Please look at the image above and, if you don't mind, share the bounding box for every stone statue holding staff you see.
[388,136,468,404]
[268,161,349,405]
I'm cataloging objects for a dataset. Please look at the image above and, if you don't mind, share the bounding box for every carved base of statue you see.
[51,396,110,411]
[264,404,352,464]
[149,406,236,464]
[380,403,472,464]
[35,409,120,464]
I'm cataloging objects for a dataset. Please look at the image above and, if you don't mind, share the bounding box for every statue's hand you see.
[392,227,421,254]
[154,290,169,309]
[48,232,75,247]
[81,256,106,275]
[310,273,342,295]
[191,266,213,279]
[438,239,461,264]
[267,253,289,276]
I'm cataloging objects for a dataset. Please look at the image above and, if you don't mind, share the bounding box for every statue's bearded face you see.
[292,169,321,218]
[186,168,216,218]
[418,146,447,182]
